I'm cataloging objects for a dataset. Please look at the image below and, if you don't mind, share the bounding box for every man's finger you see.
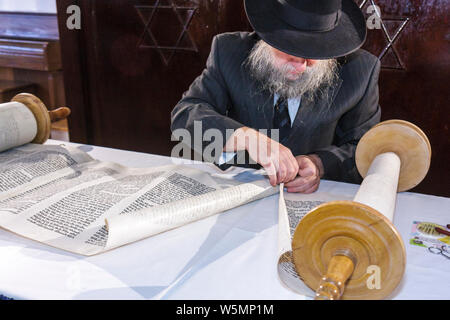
[302,182,320,194]
[284,175,314,188]
[277,161,287,184]
[287,154,299,182]
[280,157,297,183]
[299,166,316,177]
[264,161,278,186]
[284,176,308,188]
[297,157,316,177]
[286,176,318,193]
[286,166,298,183]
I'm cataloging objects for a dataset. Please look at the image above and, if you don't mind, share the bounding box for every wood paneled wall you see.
[56,0,448,197]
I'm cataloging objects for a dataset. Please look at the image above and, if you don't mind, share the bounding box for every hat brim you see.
[244,0,367,59]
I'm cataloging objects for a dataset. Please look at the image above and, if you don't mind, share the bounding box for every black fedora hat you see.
[244,0,367,59]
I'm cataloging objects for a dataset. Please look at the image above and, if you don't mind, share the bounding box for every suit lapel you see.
[287,78,343,144]
[258,88,275,129]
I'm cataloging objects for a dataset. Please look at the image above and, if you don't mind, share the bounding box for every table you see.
[0,140,448,300]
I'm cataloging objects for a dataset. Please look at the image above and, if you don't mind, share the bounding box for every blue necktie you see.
[273,97,291,144]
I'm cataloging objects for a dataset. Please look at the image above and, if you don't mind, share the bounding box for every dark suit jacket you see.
[171,31,381,184]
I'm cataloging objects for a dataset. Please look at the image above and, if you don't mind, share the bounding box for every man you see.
[171,0,381,193]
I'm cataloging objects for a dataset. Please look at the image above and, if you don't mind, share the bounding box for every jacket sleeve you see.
[170,35,245,164]
[314,58,381,184]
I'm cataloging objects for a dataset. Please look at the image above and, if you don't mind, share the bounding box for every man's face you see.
[269,47,319,81]
[246,40,338,99]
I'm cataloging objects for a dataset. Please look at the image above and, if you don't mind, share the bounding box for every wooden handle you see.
[315,255,355,300]
[48,107,71,122]
[11,93,72,144]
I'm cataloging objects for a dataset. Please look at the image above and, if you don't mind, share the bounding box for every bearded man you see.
[171,0,381,193]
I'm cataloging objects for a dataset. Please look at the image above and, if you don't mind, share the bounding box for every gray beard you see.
[246,40,338,101]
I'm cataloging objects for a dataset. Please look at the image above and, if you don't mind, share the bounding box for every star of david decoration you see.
[135,0,198,66]
[358,0,410,70]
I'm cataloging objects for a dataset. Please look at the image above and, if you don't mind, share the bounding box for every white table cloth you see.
[0,140,448,300]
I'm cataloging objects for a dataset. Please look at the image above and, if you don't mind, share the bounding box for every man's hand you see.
[223,127,299,186]
[285,154,324,193]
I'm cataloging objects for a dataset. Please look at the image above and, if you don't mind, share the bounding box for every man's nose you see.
[288,57,307,71]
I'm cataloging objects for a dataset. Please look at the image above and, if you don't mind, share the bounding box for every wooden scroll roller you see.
[291,120,432,300]
[0,93,71,150]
